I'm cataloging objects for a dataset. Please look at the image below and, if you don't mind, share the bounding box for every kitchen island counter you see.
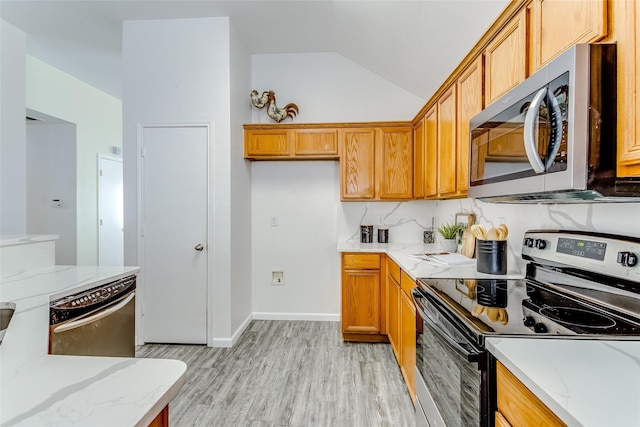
[486,337,640,427]
[0,265,186,427]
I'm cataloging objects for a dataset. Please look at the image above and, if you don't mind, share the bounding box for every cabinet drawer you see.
[343,253,381,270]
[400,270,415,296]
[387,256,401,283]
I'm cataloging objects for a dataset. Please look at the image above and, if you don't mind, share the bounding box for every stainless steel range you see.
[412,230,640,427]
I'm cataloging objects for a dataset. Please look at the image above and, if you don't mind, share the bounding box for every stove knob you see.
[617,252,638,267]
[523,238,534,248]
[534,323,548,333]
[534,239,547,250]
[523,316,536,327]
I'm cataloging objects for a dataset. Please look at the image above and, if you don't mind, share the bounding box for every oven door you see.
[412,288,486,427]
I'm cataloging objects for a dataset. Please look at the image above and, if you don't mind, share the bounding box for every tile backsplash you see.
[338,198,640,274]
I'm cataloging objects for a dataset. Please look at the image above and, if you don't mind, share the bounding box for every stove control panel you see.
[522,230,640,282]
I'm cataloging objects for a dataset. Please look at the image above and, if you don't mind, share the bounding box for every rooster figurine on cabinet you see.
[250,90,299,123]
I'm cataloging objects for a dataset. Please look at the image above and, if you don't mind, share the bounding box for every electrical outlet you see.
[271,271,285,285]
[51,199,65,208]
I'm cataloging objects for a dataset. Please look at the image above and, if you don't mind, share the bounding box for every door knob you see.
[194,244,204,252]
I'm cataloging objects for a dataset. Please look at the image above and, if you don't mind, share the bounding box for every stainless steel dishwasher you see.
[49,275,136,357]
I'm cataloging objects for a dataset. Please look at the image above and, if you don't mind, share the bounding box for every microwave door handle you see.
[524,87,547,173]
[544,91,563,170]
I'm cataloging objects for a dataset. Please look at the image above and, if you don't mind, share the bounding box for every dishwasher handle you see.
[53,292,135,334]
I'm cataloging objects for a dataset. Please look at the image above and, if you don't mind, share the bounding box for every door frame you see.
[136,122,214,346]
[97,154,123,266]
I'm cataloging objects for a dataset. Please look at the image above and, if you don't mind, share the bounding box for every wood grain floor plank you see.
[137,320,415,426]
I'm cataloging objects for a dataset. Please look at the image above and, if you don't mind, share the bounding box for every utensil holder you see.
[476,240,507,274]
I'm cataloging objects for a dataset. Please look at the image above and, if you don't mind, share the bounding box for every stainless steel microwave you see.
[468,43,640,203]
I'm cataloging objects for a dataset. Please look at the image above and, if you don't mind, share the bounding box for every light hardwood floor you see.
[136,320,415,427]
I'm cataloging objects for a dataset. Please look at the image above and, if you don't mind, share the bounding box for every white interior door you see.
[98,155,124,266]
[141,125,208,344]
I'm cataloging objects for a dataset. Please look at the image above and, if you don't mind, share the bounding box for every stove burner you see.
[539,306,616,329]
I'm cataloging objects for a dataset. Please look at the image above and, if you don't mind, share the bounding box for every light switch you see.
[270,216,278,227]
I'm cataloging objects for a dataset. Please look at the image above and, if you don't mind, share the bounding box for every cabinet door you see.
[341,129,376,200]
[437,86,457,197]
[496,362,567,427]
[616,0,640,176]
[531,0,607,71]
[387,273,401,363]
[424,106,439,199]
[378,127,413,199]
[484,9,527,104]
[244,129,291,157]
[293,128,339,158]
[413,118,426,199]
[456,57,483,195]
[400,290,416,404]
[341,269,381,334]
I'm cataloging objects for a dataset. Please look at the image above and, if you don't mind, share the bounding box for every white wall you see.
[25,56,122,265]
[229,21,253,335]
[0,20,27,236]
[26,121,77,265]
[251,52,424,123]
[250,52,425,319]
[123,17,251,345]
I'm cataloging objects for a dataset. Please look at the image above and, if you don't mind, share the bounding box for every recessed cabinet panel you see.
[294,128,339,157]
[484,9,527,104]
[245,130,291,157]
[413,119,426,199]
[437,86,457,197]
[341,129,377,200]
[379,128,413,199]
[424,106,438,199]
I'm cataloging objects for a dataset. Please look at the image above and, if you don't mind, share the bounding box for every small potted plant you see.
[436,222,464,252]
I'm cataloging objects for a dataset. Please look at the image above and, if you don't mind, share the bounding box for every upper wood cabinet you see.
[378,127,413,199]
[340,124,413,201]
[437,85,458,197]
[484,8,527,105]
[413,119,425,199]
[244,124,339,160]
[424,106,439,199]
[529,0,607,72]
[613,0,640,176]
[456,56,484,196]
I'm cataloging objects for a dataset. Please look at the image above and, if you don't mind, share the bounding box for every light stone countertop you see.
[0,265,187,427]
[486,337,640,427]
[337,241,524,280]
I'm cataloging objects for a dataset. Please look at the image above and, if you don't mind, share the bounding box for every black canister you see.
[360,224,373,243]
[476,240,507,274]
[378,226,389,243]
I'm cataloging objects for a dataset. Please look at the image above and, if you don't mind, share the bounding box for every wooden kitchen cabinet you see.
[244,124,339,160]
[148,406,169,427]
[437,85,458,197]
[484,8,527,105]
[400,289,416,405]
[412,118,425,199]
[340,124,413,201]
[386,257,401,362]
[613,0,640,176]
[455,56,484,196]
[529,0,607,72]
[341,253,387,342]
[423,105,438,199]
[496,361,566,427]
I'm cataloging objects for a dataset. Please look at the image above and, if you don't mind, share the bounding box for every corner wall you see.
[0,20,26,236]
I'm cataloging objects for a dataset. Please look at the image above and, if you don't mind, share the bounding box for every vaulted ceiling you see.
[1,0,509,101]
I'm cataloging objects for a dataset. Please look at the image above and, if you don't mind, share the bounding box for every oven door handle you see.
[412,289,481,362]
[53,292,135,334]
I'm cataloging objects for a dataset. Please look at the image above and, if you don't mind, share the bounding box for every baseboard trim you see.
[210,313,253,348]
[252,312,340,322]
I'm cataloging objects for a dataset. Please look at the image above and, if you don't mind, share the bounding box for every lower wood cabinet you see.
[148,405,169,427]
[399,289,416,404]
[496,361,566,427]
[341,253,387,342]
